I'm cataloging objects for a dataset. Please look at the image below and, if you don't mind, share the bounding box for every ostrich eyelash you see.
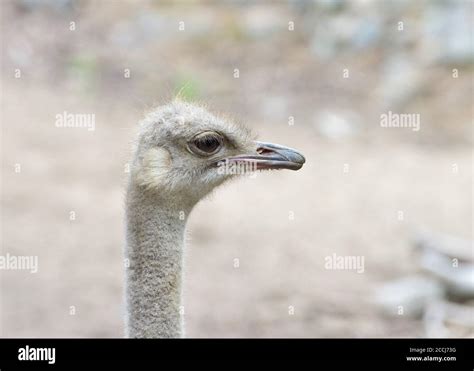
[187,131,224,156]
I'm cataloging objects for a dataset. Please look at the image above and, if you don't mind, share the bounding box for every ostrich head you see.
[131,101,305,204]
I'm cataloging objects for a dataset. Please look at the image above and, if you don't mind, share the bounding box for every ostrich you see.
[125,100,305,338]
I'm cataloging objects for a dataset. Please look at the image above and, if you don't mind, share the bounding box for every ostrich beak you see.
[222,141,306,171]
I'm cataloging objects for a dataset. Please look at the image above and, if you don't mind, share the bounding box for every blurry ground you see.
[0,1,472,337]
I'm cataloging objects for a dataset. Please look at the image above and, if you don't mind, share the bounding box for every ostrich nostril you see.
[255,141,306,165]
[256,147,273,155]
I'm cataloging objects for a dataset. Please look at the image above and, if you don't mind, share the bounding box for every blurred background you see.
[0,0,472,337]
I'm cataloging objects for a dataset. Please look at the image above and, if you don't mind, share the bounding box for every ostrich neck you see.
[125,184,192,338]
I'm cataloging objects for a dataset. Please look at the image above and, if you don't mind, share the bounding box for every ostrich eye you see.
[189,132,223,156]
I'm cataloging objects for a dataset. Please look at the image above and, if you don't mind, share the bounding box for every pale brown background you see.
[1,0,472,337]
